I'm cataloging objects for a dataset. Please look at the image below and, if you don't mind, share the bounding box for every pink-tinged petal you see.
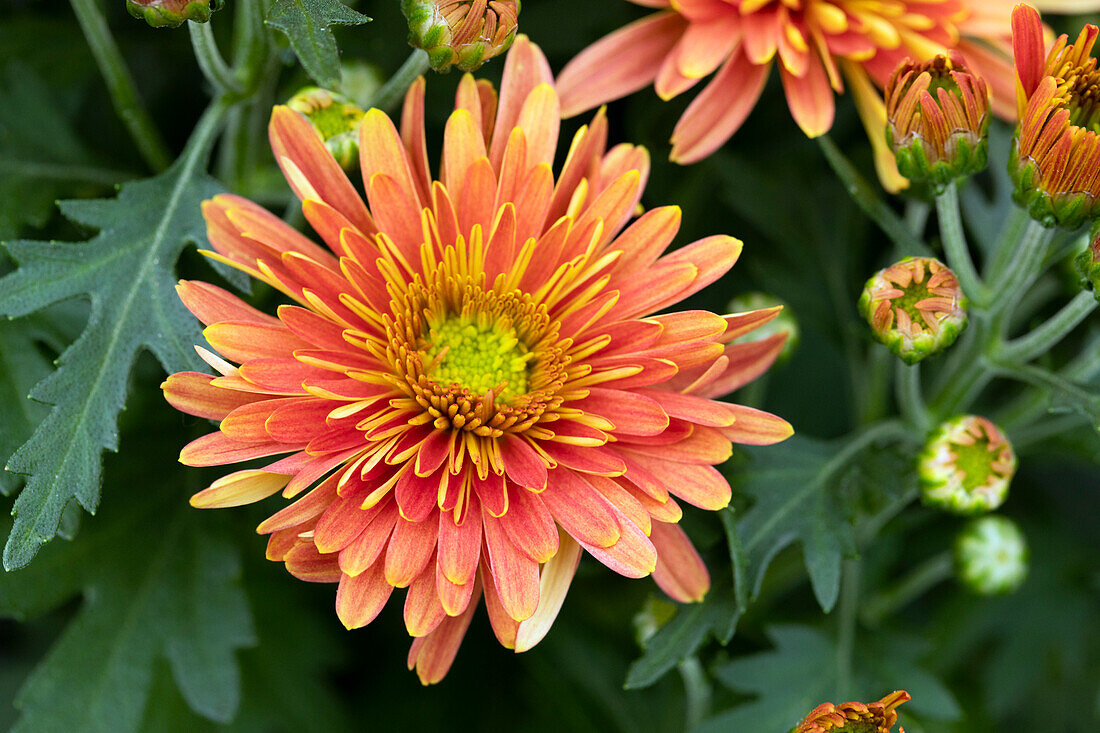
[482,510,541,621]
[384,515,438,588]
[314,485,382,553]
[180,432,298,467]
[442,108,489,201]
[510,162,555,246]
[658,235,742,299]
[396,469,443,523]
[623,452,731,510]
[618,451,670,502]
[715,404,794,445]
[336,561,394,629]
[266,526,306,562]
[408,581,481,684]
[162,372,264,421]
[650,520,710,602]
[625,479,683,523]
[607,206,682,278]
[652,310,729,344]
[584,474,651,536]
[541,441,626,476]
[437,498,482,586]
[359,107,425,213]
[607,263,697,320]
[338,500,399,576]
[405,560,447,637]
[414,430,453,477]
[497,487,558,563]
[514,530,582,652]
[205,194,342,269]
[721,307,782,341]
[514,83,560,170]
[671,51,770,164]
[1011,4,1046,102]
[557,12,689,118]
[499,435,549,490]
[456,157,499,238]
[257,473,340,533]
[400,76,433,203]
[480,563,520,648]
[269,107,373,235]
[677,13,741,77]
[436,564,477,617]
[237,358,329,394]
[741,5,780,63]
[630,426,731,464]
[566,170,642,255]
[540,469,622,548]
[573,387,669,436]
[284,542,342,583]
[177,280,280,327]
[263,399,338,444]
[490,35,555,169]
[548,108,609,223]
[472,470,508,516]
[190,469,289,508]
[204,321,312,363]
[694,333,787,397]
[635,389,737,427]
[578,505,657,578]
[277,304,355,353]
[780,56,835,137]
[280,447,360,498]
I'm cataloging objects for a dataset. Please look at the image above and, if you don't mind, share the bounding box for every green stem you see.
[678,657,712,729]
[999,291,1098,363]
[69,0,172,171]
[936,182,986,305]
[984,207,1029,284]
[368,49,430,113]
[189,20,244,95]
[0,160,134,185]
[861,552,952,627]
[989,220,1055,318]
[904,199,930,239]
[817,135,931,258]
[835,558,861,699]
[896,361,930,432]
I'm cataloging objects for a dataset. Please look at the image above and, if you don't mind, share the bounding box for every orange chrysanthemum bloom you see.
[162,37,792,684]
[1010,3,1100,228]
[794,690,910,733]
[555,0,1098,191]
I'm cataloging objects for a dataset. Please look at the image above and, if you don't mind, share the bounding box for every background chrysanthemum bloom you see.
[794,690,910,732]
[918,414,1016,515]
[162,36,792,684]
[554,0,1099,191]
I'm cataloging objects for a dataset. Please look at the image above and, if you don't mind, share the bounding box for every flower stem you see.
[189,20,245,95]
[69,0,172,171]
[678,656,712,729]
[817,135,931,258]
[368,49,430,113]
[835,558,861,699]
[860,551,952,627]
[999,291,1097,363]
[896,361,930,432]
[936,182,986,305]
[989,220,1055,317]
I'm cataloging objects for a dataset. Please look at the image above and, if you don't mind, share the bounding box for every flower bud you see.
[401,0,520,73]
[1010,7,1100,229]
[727,292,800,363]
[286,87,365,170]
[632,596,676,647]
[1074,223,1100,298]
[858,257,967,364]
[885,54,989,191]
[954,515,1029,595]
[793,690,910,733]
[127,0,219,27]
[919,415,1016,515]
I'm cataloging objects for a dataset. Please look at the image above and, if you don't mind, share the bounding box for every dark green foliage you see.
[265,0,371,89]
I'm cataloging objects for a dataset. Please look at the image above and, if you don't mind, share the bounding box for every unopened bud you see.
[858,257,967,364]
[727,292,800,363]
[286,87,365,170]
[954,515,1029,595]
[401,0,520,72]
[793,690,910,733]
[127,0,219,27]
[919,415,1016,515]
[885,54,989,191]
[1074,224,1100,298]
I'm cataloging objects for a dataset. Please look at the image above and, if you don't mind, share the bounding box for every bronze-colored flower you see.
[794,690,910,733]
[401,0,520,72]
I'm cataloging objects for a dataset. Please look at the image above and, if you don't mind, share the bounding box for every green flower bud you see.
[954,515,1029,595]
[919,415,1016,515]
[126,0,219,28]
[858,257,968,365]
[1073,223,1100,299]
[286,87,365,171]
[632,596,676,647]
[401,0,520,73]
[727,292,800,363]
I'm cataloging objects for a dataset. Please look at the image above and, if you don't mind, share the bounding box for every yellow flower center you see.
[423,312,533,403]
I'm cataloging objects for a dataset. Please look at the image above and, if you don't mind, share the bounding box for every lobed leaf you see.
[265,0,371,89]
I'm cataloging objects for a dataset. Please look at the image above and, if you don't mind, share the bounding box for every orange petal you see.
[650,520,710,602]
[540,469,622,548]
[780,56,835,137]
[497,487,559,563]
[407,580,481,684]
[180,431,298,467]
[578,506,657,578]
[716,405,794,445]
[405,559,447,637]
[574,387,669,437]
[336,561,394,629]
[190,469,289,508]
[285,542,342,583]
[482,510,541,621]
[490,35,555,170]
[384,515,438,588]
[162,371,264,420]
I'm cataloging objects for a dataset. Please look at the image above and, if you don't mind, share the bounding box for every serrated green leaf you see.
[0,139,223,569]
[0,493,254,731]
[0,320,53,498]
[265,0,371,88]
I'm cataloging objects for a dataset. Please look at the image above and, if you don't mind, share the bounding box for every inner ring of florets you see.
[421,309,534,403]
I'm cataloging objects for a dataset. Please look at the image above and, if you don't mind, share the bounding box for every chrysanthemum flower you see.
[919,414,1015,514]
[1010,4,1100,228]
[402,0,520,72]
[555,0,1099,191]
[954,514,1028,594]
[162,37,792,683]
[794,690,910,732]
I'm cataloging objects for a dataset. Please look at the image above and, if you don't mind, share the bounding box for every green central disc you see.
[424,314,532,401]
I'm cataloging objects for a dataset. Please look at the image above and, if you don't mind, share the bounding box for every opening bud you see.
[401,0,520,72]
[954,515,1029,595]
[885,54,989,192]
[792,690,910,733]
[919,415,1016,515]
[727,291,800,363]
[126,0,219,27]
[858,257,967,364]
[1010,6,1100,228]
[285,88,365,170]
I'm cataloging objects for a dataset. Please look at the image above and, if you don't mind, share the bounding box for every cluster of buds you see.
[727,292,800,363]
[792,691,909,733]
[1010,5,1100,229]
[918,415,1016,515]
[286,88,366,170]
[954,515,1029,595]
[885,54,990,191]
[127,0,218,27]
[858,257,968,364]
[401,0,520,72]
